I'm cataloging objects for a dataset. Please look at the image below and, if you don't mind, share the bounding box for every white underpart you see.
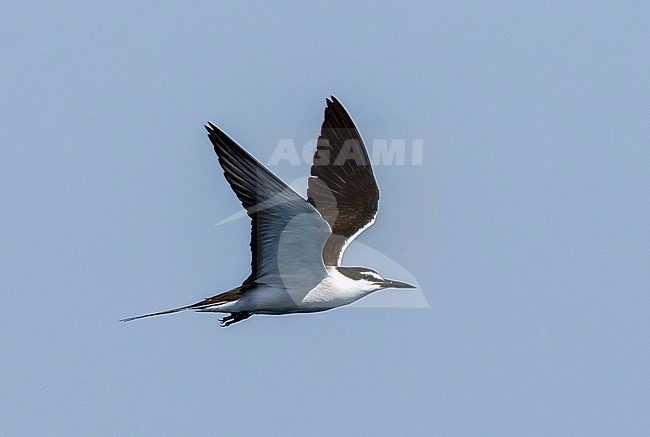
[301,267,380,307]
[200,267,382,315]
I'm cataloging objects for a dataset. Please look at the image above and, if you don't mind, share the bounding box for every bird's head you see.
[337,267,416,292]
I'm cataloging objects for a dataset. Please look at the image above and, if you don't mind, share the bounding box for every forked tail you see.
[121,286,244,323]
[120,305,191,322]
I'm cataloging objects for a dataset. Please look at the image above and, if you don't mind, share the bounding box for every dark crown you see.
[336,267,383,282]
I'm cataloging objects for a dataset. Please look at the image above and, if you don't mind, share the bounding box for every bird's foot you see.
[219,312,251,327]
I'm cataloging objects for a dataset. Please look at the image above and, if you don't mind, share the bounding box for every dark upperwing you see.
[307,96,380,266]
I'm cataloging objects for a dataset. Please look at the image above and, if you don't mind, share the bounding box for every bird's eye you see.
[362,272,383,281]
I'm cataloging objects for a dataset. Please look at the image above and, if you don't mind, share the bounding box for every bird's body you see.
[198,267,385,315]
[122,96,414,327]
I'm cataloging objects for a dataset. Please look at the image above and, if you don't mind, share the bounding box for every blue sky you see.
[1,2,648,435]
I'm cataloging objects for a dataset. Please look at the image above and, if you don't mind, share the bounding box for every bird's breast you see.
[300,273,370,308]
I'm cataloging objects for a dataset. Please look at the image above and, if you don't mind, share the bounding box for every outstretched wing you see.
[206,123,331,292]
[307,96,380,266]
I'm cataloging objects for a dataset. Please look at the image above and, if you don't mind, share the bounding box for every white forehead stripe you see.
[362,272,383,281]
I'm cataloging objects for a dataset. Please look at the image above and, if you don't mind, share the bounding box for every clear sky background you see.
[1,2,648,435]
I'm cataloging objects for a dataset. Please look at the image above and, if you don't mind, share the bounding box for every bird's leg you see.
[219,312,251,327]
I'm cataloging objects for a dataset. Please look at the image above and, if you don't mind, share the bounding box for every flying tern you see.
[122,96,415,327]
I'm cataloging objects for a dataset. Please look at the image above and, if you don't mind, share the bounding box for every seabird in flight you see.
[122,96,415,327]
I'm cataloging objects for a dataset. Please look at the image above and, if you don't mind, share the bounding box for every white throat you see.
[300,267,381,308]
